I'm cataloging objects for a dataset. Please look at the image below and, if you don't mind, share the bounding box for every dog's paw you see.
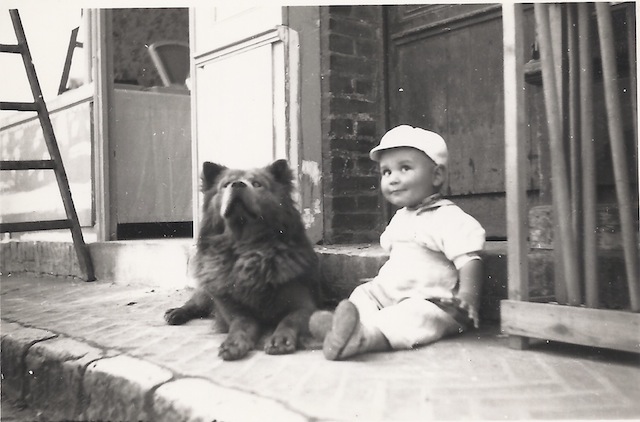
[164,308,190,325]
[264,330,297,355]
[219,334,253,360]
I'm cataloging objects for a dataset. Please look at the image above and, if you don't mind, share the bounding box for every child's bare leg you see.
[323,300,390,360]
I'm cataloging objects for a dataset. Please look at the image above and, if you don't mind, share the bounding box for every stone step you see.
[0,239,630,322]
[0,239,194,290]
[317,242,509,322]
[0,239,508,322]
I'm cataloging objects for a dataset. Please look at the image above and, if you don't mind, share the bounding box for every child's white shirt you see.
[372,198,486,305]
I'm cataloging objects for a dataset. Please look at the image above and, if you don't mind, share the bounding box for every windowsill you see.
[0,82,94,129]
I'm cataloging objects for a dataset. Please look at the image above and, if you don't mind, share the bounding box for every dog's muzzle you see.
[220,180,257,218]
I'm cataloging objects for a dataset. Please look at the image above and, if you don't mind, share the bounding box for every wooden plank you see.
[0,43,21,53]
[578,3,598,308]
[112,89,191,224]
[503,4,530,350]
[0,160,55,170]
[501,300,640,353]
[0,219,71,233]
[92,9,115,241]
[58,27,80,95]
[567,4,582,250]
[288,7,324,243]
[626,4,638,141]
[189,8,200,237]
[453,194,507,239]
[0,101,38,112]
[502,3,528,301]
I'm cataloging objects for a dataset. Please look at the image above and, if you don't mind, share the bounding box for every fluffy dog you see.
[165,159,321,360]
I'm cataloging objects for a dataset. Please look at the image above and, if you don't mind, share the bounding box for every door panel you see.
[190,7,324,241]
[387,4,507,238]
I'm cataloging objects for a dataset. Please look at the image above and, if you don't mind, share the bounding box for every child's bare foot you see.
[322,300,390,360]
[323,300,360,360]
[309,310,333,341]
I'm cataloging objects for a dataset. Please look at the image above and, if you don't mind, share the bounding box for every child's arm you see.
[455,258,483,327]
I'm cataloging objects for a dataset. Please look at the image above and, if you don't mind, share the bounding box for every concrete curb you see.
[1,320,310,422]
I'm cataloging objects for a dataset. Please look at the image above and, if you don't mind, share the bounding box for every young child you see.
[310,125,486,360]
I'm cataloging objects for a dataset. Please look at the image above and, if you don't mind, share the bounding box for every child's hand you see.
[456,259,483,328]
[453,292,479,328]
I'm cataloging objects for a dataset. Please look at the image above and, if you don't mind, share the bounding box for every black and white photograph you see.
[1,2,639,421]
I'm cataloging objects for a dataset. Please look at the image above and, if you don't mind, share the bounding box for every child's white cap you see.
[369,125,448,166]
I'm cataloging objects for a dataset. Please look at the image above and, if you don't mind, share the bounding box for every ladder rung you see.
[0,219,72,233]
[0,101,38,112]
[0,43,22,53]
[0,160,56,170]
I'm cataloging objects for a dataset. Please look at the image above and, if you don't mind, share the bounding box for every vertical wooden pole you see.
[503,2,529,349]
[578,3,599,309]
[189,8,201,239]
[567,4,583,296]
[595,3,640,312]
[83,9,93,84]
[92,9,115,241]
[548,4,565,123]
[626,4,638,142]
[548,4,569,305]
[535,3,582,306]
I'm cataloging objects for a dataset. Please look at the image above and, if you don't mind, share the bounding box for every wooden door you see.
[190,6,322,242]
[386,4,507,238]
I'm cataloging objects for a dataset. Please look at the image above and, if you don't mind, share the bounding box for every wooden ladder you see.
[1,9,95,281]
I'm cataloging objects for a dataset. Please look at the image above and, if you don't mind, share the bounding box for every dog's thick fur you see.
[165,159,320,360]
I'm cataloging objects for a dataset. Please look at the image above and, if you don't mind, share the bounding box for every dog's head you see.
[199,159,300,237]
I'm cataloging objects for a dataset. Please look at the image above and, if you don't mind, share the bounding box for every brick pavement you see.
[1,274,639,421]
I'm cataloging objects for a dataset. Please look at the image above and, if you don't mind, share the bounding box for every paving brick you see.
[25,337,107,420]
[383,384,433,420]
[153,378,307,422]
[3,274,640,421]
[431,395,474,420]
[0,321,56,401]
[82,355,173,421]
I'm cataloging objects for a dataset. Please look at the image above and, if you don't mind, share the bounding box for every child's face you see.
[379,147,442,209]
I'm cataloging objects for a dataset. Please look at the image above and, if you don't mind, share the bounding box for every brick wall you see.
[320,5,387,244]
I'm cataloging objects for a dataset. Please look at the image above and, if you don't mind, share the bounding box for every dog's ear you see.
[267,159,293,186]
[201,162,227,191]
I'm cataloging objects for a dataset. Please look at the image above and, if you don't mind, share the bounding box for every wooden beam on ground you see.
[501,300,640,353]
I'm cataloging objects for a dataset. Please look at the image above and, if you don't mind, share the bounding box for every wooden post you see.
[534,3,582,306]
[626,4,638,142]
[503,2,529,349]
[92,9,115,241]
[548,4,569,305]
[595,3,640,312]
[567,4,582,288]
[578,3,598,309]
